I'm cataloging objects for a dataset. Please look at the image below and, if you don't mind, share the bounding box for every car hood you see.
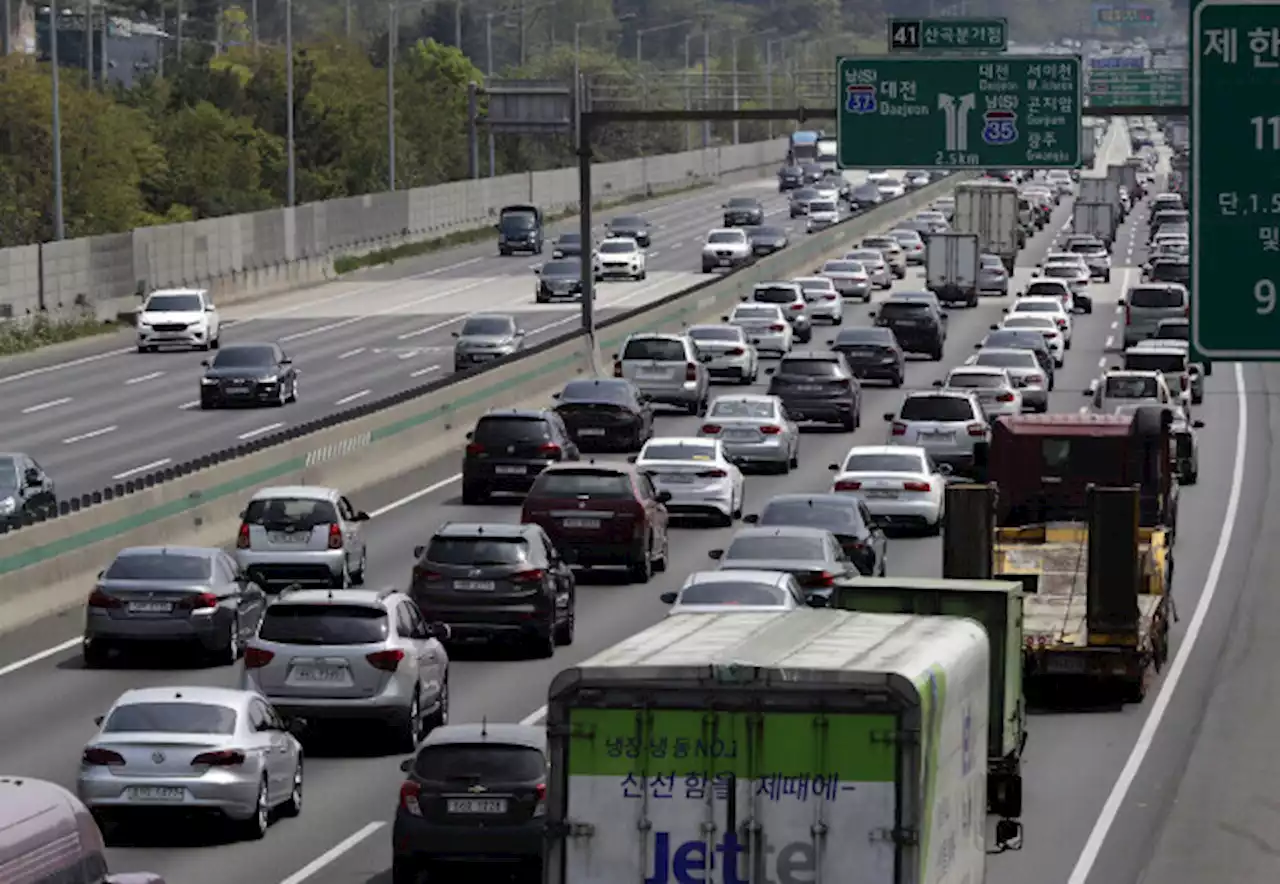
[203,366,276,379]
[140,310,206,325]
[458,334,516,348]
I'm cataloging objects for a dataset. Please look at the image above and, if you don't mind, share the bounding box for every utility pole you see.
[99,5,107,84]
[1,0,10,56]
[84,0,93,87]
[251,0,258,55]
[765,38,774,140]
[176,0,183,57]
[387,3,396,190]
[345,0,351,37]
[285,0,295,207]
[50,0,65,240]
[454,0,462,49]
[701,25,710,148]
[485,11,495,177]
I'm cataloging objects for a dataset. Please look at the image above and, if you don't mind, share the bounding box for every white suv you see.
[593,237,646,280]
[884,390,990,474]
[136,287,221,352]
[702,228,752,273]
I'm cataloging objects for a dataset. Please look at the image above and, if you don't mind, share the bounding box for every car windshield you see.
[424,537,529,566]
[145,294,203,312]
[531,470,633,499]
[560,380,632,403]
[243,496,338,530]
[709,398,776,419]
[473,417,552,444]
[900,396,975,421]
[689,327,740,342]
[642,443,716,461]
[1156,322,1189,340]
[1005,316,1055,330]
[212,347,275,368]
[679,582,788,606]
[810,201,837,213]
[1130,287,1185,308]
[778,359,842,376]
[751,227,785,239]
[258,604,389,645]
[824,261,864,274]
[103,702,237,735]
[623,338,686,361]
[611,216,644,229]
[727,198,758,208]
[758,500,858,531]
[708,232,743,244]
[948,372,1004,389]
[1149,261,1189,282]
[500,210,536,230]
[414,745,546,782]
[975,350,1036,369]
[843,452,925,473]
[1105,376,1159,399]
[556,233,581,245]
[754,287,799,304]
[542,260,579,276]
[105,553,212,581]
[725,534,827,560]
[599,241,635,254]
[1026,282,1067,298]
[461,317,513,336]
[1126,352,1186,373]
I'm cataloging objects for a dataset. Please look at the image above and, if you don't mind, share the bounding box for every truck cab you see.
[496,204,544,255]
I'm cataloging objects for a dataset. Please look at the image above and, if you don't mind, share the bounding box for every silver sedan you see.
[815,259,872,301]
[845,249,893,289]
[698,394,799,473]
[77,685,303,840]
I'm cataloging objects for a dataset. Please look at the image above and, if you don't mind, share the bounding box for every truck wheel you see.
[930,346,944,361]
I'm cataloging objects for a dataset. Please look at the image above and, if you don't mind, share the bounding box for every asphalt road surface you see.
[0,166,892,499]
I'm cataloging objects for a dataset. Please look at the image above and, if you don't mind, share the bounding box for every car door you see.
[338,496,363,567]
[248,698,290,801]
[536,529,573,628]
[776,402,800,457]
[636,472,668,553]
[404,602,445,705]
[223,553,265,639]
[855,499,887,571]
[264,702,300,787]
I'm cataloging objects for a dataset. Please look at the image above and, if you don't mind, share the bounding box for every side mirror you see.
[285,717,308,736]
[94,715,104,726]
[451,331,460,338]
[355,511,370,521]
[868,310,877,318]
[465,431,473,440]
[973,342,982,349]
[413,545,426,559]
[659,591,678,604]
[989,324,999,331]
[515,330,526,337]
[700,354,713,363]
[1193,419,1205,429]
[742,513,760,524]
[200,359,210,367]
[494,223,502,231]
[1082,389,1093,396]
[206,304,216,312]
[931,379,943,387]
[657,490,673,504]
[1000,307,1008,313]
[428,622,452,641]
[400,757,415,773]
[882,412,895,422]
[97,569,104,578]
[937,462,954,475]
[612,353,620,362]
[708,549,724,560]
[806,594,830,608]
[720,315,730,322]
[626,454,637,463]
[551,392,561,400]
[1118,297,1126,306]
[764,367,775,375]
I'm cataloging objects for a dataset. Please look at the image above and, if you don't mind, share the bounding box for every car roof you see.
[113,686,254,709]
[269,588,400,607]
[682,569,791,587]
[1013,296,1065,306]
[249,485,340,501]
[711,393,778,404]
[541,461,638,476]
[114,546,219,559]
[974,347,1037,360]
[432,522,533,540]
[480,408,553,420]
[762,493,860,509]
[730,526,835,541]
[904,389,976,401]
[148,287,207,297]
[843,444,924,457]
[641,437,717,451]
[950,365,1007,375]
[422,723,547,751]
[625,332,685,342]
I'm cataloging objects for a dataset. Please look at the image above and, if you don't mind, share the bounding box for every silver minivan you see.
[234,486,370,590]
[1122,283,1188,346]
[614,333,710,414]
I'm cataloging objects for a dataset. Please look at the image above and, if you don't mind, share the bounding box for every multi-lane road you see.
[1,125,1274,884]
[0,167,888,498]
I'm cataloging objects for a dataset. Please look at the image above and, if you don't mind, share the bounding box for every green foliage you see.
[0,311,119,356]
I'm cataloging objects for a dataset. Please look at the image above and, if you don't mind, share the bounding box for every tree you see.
[395,39,485,186]
[155,100,280,217]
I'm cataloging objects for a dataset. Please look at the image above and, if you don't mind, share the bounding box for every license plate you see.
[895,320,919,327]
[494,465,526,475]
[723,429,757,440]
[561,518,601,529]
[866,490,898,499]
[1045,655,1088,674]
[578,428,606,436]
[226,385,250,392]
[447,798,508,814]
[471,353,496,361]
[268,532,310,544]
[127,786,185,802]
[455,580,495,591]
[636,369,669,380]
[292,666,346,682]
[719,258,731,265]
[127,601,173,613]
[793,385,822,392]
[661,474,695,483]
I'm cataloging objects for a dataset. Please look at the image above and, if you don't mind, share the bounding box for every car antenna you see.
[481,716,488,737]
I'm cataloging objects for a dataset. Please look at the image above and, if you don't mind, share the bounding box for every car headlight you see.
[201,377,217,385]
[261,376,279,384]
[0,497,15,515]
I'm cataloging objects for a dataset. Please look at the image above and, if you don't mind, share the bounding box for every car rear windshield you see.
[726,535,826,560]
[1129,287,1185,308]
[976,351,1036,369]
[531,470,633,499]
[708,399,775,419]
[835,328,892,346]
[842,452,925,473]
[1125,352,1186,373]
[1156,323,1189,340]
[980,255,1004,268]
[1014,301,1057,312]
[560,380,632,403]
[861,239,893,249]
[1104,376,1159,398]
[643,444,716,461]
[948,372,1004,388]
[1026,282,1067,298]
[1148,262,1189,283]
[689,327,740,342]
[425,537,530,566]
[679,582,788,606]
[734,307,777,320]
[258,605,389,645]
[848,251,883,262]
[753,287,799,304]
[899,396,975,421]
[1043,265,1076,277]
[778,359,842,376]
[824,261,864,274]
[104,702,237,735]
[878,301,931,319]
[759,500,859,531]
[1069,241,1105,253]
[243,497,338,530]
[105,554,212,581]
[473,416,552,444]
[623,338,686,361]
[414,744,546,782]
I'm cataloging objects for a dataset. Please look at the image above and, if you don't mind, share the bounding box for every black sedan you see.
[849,182,883,210]
[722,197,764,227]
[748,226,790,256]
[707,525,860,597]
[742,493,887,577]
[552,378,653,452]
[830,327,905,387]
[535,258,584,303]
[199,343,298,409]
[551,232,583,258]
[605,215,651,247]
[777,165,804,191]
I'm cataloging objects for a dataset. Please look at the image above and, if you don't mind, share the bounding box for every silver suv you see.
[614,333,710,415]
[749,282,813,343]
[1123,283,1188,346]
[453,314,525,371]
[234,486,370,590]
[241,587,450,751]
[884,390,990,474]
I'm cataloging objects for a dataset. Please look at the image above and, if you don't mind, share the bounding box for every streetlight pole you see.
[732,28,776,145]
[485,11,495,178]
[683,33,693,151]
[701,27,710,148]
[50,0,65,240]
[573,14,632,149]
[387,3,396,190]
[285,0,295,206]
[251,0,258,55]
[635,19,691,64]
[453,0,462,48]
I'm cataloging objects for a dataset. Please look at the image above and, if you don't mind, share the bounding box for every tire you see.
[530,624,556,659]
[555,606,576,646]
[891,372,904,388]
[738,368,753,386]
[350,549,367,586]
[330,563,349,589]
[930,347,944,362]
[136,345,153,353]
[1065,338,1072,350]
[395,691,424,753]
[629,541,653,584]
[236,777,270,841]
[82,639,110,669]
[288,378,299,403]
[832,316,843,326]
[789,449,800,469]
[280,759,303,818]
[461,482,487,505]
[211,334,221,350]
[391,858,422,884]
[428,675,449,729]
[214,616,241,666]
[652,534,668,573]
[864,293,873,303]
[841,414,856,432]
[687,399,703,416]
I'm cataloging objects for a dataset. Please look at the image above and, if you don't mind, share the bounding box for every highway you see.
[0,165,895,499]
[0,125,1262,884]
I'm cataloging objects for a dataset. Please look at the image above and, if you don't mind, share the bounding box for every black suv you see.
[496,204,544,255]
[462,409,579,504]
[393,723,548,881]
[830,327,905,387]
[870,296,947,361]
[410,522,575,656]
[723,197,764,227]
[765,351,862,431]
[777,164,803,191]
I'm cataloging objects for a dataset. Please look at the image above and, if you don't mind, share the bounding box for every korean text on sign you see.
[619,772,859,802]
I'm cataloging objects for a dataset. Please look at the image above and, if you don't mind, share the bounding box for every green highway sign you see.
[837,55,1082,169]
[887,18,1008,52]
[1191,0,1280,359]
[1087,68,1186,107]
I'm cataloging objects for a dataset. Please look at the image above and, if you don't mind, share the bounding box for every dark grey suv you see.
[765,351,862,431]
[462,410,579,504]
[870,296,947,360]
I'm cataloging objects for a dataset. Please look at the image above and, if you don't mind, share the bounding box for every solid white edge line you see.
[0,638,81,679]
[1066,361,1249,884]
[277,820,386,884]
[111,459,172,481]
[519,706,548,727]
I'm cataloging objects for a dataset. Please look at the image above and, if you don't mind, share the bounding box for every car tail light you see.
[701,424,721,434]
[177,592,219,610]
[1056,317,1067,328]
[82,747,125,766]
[996,392,1015,402]
[823,294,837,301]
[535,783,547,802]
[770,323,786,331]
[759,425,782,435]
[1184,303,1190,316]
[236,523,251,549]
[367,649,405,672]
[511,569,545,583]
[697,469,728,478]
[789,303,804,311]
[413,567,442,583]
[807,571,836,588]
[1027,374,1044,385]
[834,480,861,491]
[537,442,562,458]
[967,422,988,437]
[1042,331,1055,339]
[726,347,744,355]
[613,362,624,378]
[328,523,343,550]
[400,780,423,816]
[87,588,121,609]
[685,363,698,381]
[465,442,484,456]
[903,481,931,492]
[243,647,274,669]
[192,750,246,767]
[891,421,907,436]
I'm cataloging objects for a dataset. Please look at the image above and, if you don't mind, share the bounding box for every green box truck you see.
[830,576,1026,818]
[544,609,1020,884]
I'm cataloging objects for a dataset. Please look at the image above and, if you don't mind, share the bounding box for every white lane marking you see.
[237,422,284,441]
[0,347,136,388]
[1110,320,1118,330]
[112,459,172,480]
[1115,304,1125,314]
[1097,357,1107,368]
[281,277,500,343]
[410,366,440,378]
[368,472,462,518]
[337,347,366,360]
[0,638,82,678]
[398,351,417,360]
[277,821,387,884]
[21,397,72,414]
[63,425,117,445]
[334,390,370,406]
[1105,336,1114,349]
[520,705,548,727]
[1077,406,1088,415]
[1067,362,1249,884]
[124,371,165,385]
[178,400,200,410]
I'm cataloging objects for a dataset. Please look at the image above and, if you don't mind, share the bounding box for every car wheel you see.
[687,399,703,416]
[832,316,843,326]
[280,759,303,818]
[214,617,241,666]
[891,372,904,388]
[789,449,800,470]
[391,859,423,884]
[713,510,733,528]
[925,518,943,537]
[555,605,576,646]
[82,639,110,669]
[1065,338,1072,350]
[236,777,270,841]
[461,483,487,505]
[211,334,221,350]
[531,624,556,659]
[1184,468,1199,485]
[863,293,873,303]
[350,549,367,586]
[395,691,424,752]
[652,533,668,573]
[1055,358,1065,368]
[428,676,450,729]
[738,368,753,385]
[629,541,653,584]
[931,347,944,361]
[841,413,856,432]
